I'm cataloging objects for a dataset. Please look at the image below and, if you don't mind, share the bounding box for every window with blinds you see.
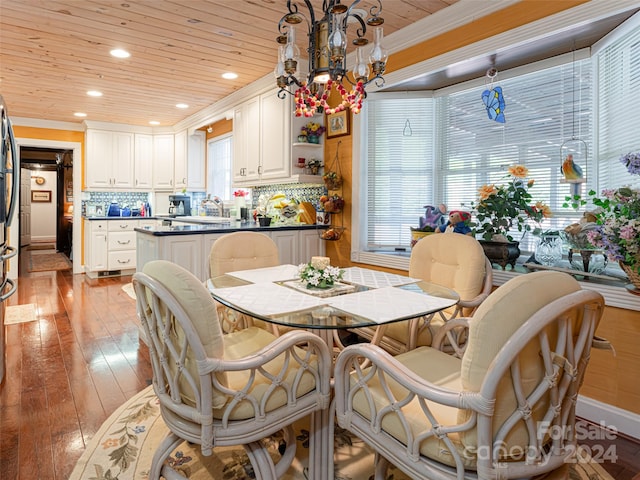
[437,59,593,251]
[596,25,640,191]
[365,94,434,250]
[207,134,233,200]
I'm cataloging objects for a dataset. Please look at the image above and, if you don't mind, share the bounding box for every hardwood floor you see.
[0,247,152,480]
[0,247,638,479]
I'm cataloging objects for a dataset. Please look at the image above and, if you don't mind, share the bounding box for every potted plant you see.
[301,122,326,144]
[586,185,640,287]
[470,165,552,268]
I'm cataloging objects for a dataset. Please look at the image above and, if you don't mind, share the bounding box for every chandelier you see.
[274,0,387,117]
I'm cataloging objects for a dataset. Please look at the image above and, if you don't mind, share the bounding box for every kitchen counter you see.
[135,221,324,236]
[136,221,327,281]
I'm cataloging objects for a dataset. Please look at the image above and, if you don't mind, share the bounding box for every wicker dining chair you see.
[133,260,332,480]
[355,233,492,355]
[334,271,605,480]
[208,231,281,334]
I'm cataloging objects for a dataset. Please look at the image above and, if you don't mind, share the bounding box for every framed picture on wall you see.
[326,110,350,138]
[32,190,52,202]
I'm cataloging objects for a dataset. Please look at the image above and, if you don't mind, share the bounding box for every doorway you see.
[19,147,74,258]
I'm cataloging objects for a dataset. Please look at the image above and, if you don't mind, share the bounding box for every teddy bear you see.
[436,210,472,235]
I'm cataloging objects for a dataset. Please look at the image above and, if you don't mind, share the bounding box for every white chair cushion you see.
[209,231,279,278]
[459,271,581,450]
[217,327,320,420]
[351,347,475,468]
[143,260,227,409]
[409,234,486,304]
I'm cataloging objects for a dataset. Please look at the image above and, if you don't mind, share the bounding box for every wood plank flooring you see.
[1,247,152,480]
[0,246,638,479]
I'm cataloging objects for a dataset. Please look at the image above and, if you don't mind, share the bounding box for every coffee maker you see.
[168,194,191,216]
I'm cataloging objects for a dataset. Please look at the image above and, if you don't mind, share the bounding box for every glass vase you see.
[534,234,563,267]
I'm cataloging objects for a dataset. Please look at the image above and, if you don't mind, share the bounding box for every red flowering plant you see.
[233,190,248,197]
[470,165,552,242]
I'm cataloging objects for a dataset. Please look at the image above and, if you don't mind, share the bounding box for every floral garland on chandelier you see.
[294,79,365,117]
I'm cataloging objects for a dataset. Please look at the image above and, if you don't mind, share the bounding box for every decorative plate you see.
[35,176,45,185]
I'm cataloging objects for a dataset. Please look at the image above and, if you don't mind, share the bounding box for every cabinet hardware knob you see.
[117,240,130,244]
[118,259,131,264]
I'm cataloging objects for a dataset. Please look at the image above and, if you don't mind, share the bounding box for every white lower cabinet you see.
[86,220,108,273]
[136,229,325,282]
[85,219,140,276]
[270,230,299,266]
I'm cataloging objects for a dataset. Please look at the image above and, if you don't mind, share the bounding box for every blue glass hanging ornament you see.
[481,68,506,123]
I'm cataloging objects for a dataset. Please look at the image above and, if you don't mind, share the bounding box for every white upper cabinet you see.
[134,133,153,190]
[233,88,290,186]
[187,130,206,191]
[174,130,188,190]
[86,129,134,190]
[260,89,291,181]
[153,134,175,190]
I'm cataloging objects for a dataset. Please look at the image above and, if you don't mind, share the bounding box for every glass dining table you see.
[207,265,460,480]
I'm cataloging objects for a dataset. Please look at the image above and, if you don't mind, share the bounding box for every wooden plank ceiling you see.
[0,0,458,127]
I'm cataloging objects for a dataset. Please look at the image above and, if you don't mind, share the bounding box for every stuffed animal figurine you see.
[437,210,472,235]
[419,204,447,230]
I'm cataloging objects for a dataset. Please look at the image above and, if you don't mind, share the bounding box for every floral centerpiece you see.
[301,122,326,144]
[471,165,552,242]
[585,186,640,286]
[298,257,344,289]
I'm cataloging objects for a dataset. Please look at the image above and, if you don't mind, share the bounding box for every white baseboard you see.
[577,395,640,440]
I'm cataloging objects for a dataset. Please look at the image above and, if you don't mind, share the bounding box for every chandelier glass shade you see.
[275,0,387,117]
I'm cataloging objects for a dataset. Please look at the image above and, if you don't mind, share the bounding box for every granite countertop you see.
[84,216,155,220]
[135,221,324,236]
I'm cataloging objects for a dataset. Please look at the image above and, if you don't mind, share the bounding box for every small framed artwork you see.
[326,110,350,138]
[32,190,51,202]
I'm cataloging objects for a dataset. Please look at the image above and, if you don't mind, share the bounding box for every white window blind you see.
[437,59,593,251]
[207,134,232,200]
[366,95,434,249]
[597,25,640,190]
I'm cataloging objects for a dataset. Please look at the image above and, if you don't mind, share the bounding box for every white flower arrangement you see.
[297,261,344,289]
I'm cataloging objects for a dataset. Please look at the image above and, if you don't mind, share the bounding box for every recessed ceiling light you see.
[222,72,238,80]
[149,120,160,125]
[87,90,103,97]
[176,103,189,109]
[74,112,87,117]
[110,49,130,58]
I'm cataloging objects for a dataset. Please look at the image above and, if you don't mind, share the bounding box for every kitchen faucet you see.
[213,196,224,217]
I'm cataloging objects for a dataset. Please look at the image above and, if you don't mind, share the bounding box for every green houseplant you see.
[471,165,551,242]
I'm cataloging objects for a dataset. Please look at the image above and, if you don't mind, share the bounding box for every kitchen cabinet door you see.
[187,130,206,191]
[259,90,291,181]
[134,133,153,189]
[270,230,299,265]
[162,235,203,280]
[86,130,134,189]
[233,97,260,184]
[174,130,188,190]
[299,229,325,261]
[86,221,108,272]
[153,134,175,190]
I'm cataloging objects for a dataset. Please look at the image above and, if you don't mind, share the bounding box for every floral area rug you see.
[69,386,614,480]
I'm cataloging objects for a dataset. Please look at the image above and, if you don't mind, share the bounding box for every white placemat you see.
[226,264,300,284]
[326,286,457,324]
[211,282,328,316]
[341,267,419,289]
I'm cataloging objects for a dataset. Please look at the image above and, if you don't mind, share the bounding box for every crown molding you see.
[11,117,85,131]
